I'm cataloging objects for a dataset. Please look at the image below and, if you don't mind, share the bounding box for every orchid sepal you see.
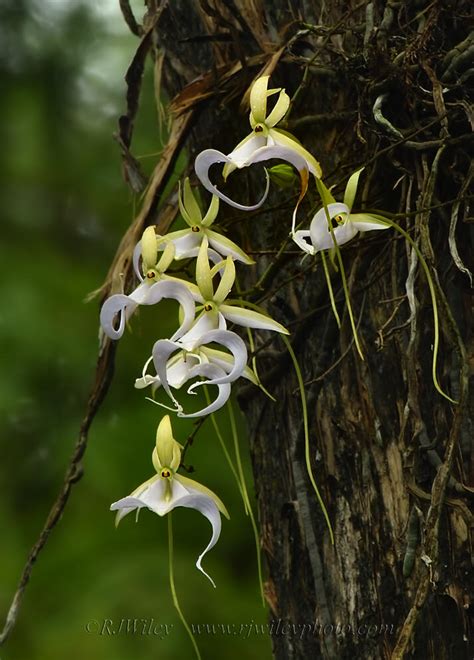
[219,303,289,334]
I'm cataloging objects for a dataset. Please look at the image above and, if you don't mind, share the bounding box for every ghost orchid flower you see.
[195,75,317,212]
[161,178,254,265]
[137,329,256,417]
[100,279,197,341]
[100,227,196,340]
[110,415,229,587]
[180,238,289,342]
[292,169,390,255]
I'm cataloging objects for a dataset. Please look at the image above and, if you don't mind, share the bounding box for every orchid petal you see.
[164,229,201,258]
[178,180,193,226]
[128,281,152,304]
[155,414,176,468]
[174,473,229,518]
[209,259,227,279]
[309,203,355,252]
[270,128,322,177]
[331,223,359,247]
[135,355,158,389]
[201,194,219,227]
[141,226,158,271]
[200,346,258,385]
[226,133,268,168]
[110,474,158,525]
[214,256,235,304]
[245,143,310,234]
[246,142,307,173]
[179,364,231,418]
[178,311,222,350]
[222,132,267,181]
[100,294,137,340]
[113,479,171,517]
[144,281,196,341]
[188,329,247,391]
[177,496,222,587]
[133,240,144,281]
[157,241,175,273]
[343,168,363,211]
[350,213,391,232]
[220,304,289,334]
[166,353,200,389]
[100,280,156,340]
[196,237,214,300]
[265,89,290,127]
[152,339,183,412]
[170,481,224,587]
[154,415,181,472]
[183,177,202,224]
[111,495,145,524]
[135,373,159,389]
[249,75,269,123]
[195,149,270,211]
[207,229,254,265]
[291,229,315,255]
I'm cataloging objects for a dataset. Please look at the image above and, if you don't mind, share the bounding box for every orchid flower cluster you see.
[104,74,449,597]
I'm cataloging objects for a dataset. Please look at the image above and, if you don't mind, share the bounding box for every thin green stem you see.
[282,335,335,545]
[204,388,248,514]
[167,514,201,660]
[320,249,341,328]
[227,401,265,605]
[246,327,276,402]
[316,178,364,360]
[333,244,364,360]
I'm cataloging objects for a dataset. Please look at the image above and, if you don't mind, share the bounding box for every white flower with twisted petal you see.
[292,169,390,255]
[195,75,318,212]
[183,237,289,339]
[100,227,196,340]
[163,178,254,264]
[111,415,229,587]
[136,328,257,417]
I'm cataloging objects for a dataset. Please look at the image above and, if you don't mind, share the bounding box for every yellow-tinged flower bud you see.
[267,164,297,189]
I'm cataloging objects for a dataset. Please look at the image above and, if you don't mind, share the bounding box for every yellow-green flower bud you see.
[268,164,298,189]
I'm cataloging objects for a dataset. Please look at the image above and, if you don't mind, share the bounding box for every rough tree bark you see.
[124,1,473,658]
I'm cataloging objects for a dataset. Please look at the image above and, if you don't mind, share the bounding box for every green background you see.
[0,1,271,658]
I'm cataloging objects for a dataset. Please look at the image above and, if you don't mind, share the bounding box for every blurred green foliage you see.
[0,2,271,658]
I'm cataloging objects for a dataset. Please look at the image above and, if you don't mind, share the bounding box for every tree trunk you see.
[131,1,473,658]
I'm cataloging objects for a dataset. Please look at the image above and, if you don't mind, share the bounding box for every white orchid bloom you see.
[111,415,229,587]
[182,238,289,340]
[161,178,254,265]
[195,75,318,211]
[292,169,390,255]
[137,328,257,417]
[100,227,196,340]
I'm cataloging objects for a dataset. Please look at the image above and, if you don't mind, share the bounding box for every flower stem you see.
[320,249,341,328]
[333,243,364,360]
[168,514,202,660]
[227,400,265,605]
[282,335,335,545]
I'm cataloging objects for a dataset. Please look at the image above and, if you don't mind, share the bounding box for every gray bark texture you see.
[123,1,473,658]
